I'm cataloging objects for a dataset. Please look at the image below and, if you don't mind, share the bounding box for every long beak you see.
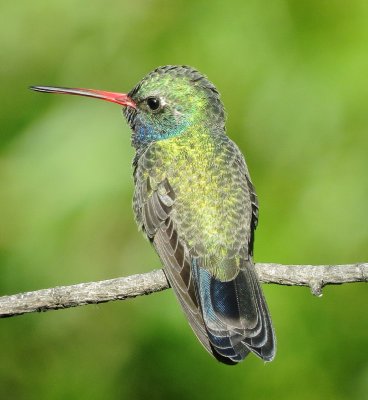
[29,86,136,108]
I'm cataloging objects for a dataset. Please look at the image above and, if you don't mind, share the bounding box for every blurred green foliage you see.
[1,0,367,399]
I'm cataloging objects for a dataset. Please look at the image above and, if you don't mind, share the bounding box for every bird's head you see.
[125,65,225,147]
[30,65,225,149]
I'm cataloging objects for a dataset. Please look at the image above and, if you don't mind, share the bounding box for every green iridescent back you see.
[133,129,256,281]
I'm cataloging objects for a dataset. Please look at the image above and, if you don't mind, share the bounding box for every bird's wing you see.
[133,149,214,358]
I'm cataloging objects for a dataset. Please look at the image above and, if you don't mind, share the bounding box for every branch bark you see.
[0,262,367,318]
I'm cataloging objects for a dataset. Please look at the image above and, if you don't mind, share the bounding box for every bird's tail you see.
[193,259,276,364]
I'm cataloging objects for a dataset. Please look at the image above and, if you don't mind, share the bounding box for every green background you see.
[1,1,367,399]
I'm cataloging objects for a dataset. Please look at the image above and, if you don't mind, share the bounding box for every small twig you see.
[0,263,367,318]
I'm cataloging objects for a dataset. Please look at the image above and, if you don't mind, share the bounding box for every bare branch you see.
[0,263,367,318]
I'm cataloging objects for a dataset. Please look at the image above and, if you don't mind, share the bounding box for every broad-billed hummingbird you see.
[31,65,276,364]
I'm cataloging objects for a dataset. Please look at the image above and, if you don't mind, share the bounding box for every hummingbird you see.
[30,65,276,364]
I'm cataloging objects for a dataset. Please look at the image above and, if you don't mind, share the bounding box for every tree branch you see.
[0,263,367,318]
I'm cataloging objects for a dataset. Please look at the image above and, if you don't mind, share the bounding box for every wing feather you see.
[133,155,214,354]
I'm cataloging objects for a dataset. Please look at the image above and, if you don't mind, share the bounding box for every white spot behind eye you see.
[173,108,184,123]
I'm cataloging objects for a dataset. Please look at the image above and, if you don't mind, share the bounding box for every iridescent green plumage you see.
[30,65,275,364]
[126,66,276,364]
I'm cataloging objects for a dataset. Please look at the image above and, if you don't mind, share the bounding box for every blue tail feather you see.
[192,259,275,363]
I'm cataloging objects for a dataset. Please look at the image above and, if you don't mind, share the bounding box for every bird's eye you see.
[146,97,161,111]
